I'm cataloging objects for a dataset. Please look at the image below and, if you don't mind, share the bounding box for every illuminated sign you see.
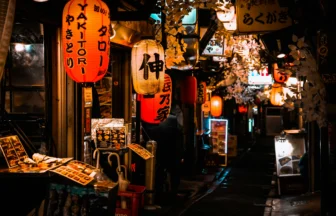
[248,68,273,85]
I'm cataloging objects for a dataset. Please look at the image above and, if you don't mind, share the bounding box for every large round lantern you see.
[210,95,222,117]
[62,0,110,83]
[238,104,248,114]
[272,62,289,84]
[196,82,207,104]
[270,83,285,106]
[132,39,165,95]
[181,76,197,104]
[140,74,172,124]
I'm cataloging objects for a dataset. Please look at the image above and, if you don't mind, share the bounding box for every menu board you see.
[210,119,228,154]
[91,118,124,142]
[0,135,28,168]
[274,134,306,177]
[50,160,97,186]
[128,143,153,160]
[96,126,126,149]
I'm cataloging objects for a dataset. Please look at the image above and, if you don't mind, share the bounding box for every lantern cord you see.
[140,126,152,141]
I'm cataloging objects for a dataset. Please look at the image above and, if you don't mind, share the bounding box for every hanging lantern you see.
[62,0,110,83]
[210,95,222,117]
[140,74,172,124]
[270,83,285,106]
[132,39,165,95]
[181,76,197,104]
[272,62,289,83]
[196,81,206,104]
[223,14,237,31]
[238,104,248,114]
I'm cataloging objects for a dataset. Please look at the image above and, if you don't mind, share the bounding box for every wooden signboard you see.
[236,0,292,33]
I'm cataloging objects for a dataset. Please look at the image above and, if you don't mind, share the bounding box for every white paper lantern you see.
[131,39,165,95]
[223,14,237,31]
[216,5,235,22]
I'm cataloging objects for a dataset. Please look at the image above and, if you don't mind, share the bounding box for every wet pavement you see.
[143,135,332,216]
[179,136,276,216]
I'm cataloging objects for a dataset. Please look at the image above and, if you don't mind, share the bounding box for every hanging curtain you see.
[0,0,16,80]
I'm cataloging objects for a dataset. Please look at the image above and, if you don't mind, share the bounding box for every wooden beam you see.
[109,0,158,21]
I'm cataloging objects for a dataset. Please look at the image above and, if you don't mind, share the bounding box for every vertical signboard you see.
[317,30,335,104]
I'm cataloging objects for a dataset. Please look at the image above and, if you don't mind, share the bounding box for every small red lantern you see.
[272,62,289,83]
[140,74,172,124]
[238,104,248,114]
[196,82,207,104]
[181,76,197,104]
[62,0,110,83]
[210,95,222,117]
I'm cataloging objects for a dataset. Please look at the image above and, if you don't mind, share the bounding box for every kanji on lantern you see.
[132,39,165,95]
[140,74,172,124]
[62,0,110,83]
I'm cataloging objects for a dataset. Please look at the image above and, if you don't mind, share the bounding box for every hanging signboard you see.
[236,0,292,33]
[248,68,273,85]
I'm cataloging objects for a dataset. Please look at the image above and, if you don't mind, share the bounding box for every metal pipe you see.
[108,152,121,172]
[93,149,101,169]
[320,125,330,215]
[144,140,157,208]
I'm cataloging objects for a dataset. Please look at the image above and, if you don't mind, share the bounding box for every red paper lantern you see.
[210,95,222,117]
[181,76,197,104]
[62,0,110,83]
[272,62,289,83]
[196,82,207,104]
[140,74,172,124]
[238,104,248,114]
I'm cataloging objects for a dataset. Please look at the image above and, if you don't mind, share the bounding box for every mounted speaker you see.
[0,0,16,80]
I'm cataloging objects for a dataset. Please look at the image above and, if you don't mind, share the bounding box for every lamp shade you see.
[196,81,206,104]
[140,73,172,124]
[270,83,284,106]
[132,39,165,95]
[181,76,197,104]
[238,104,248,114]
[210,95,222,117]
[272,62,289,83]
[62,0,110,83]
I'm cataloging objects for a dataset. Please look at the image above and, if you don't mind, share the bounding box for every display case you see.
[208,119,228,167]
[274,131,306,177]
